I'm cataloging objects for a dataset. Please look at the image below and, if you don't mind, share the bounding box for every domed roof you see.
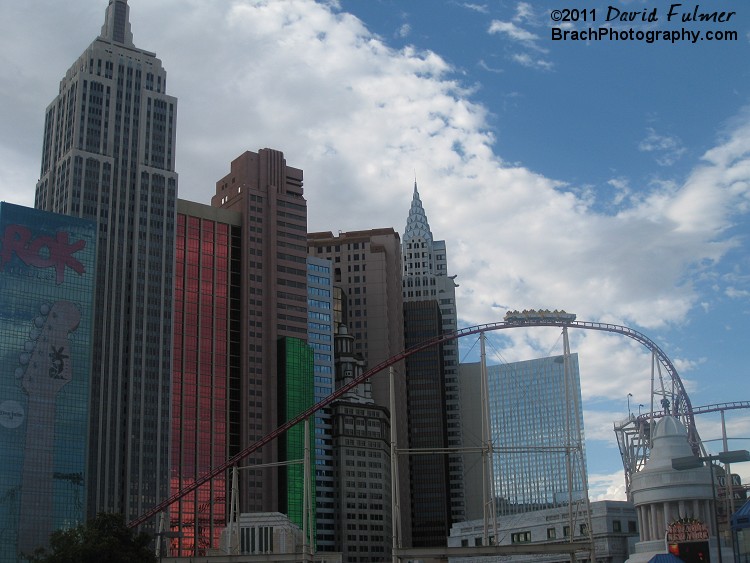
[643,415,695,471]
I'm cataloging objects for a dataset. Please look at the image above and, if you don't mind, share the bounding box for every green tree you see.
[25,513,157,563]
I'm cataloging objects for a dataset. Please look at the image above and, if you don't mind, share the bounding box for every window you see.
[628,520,638,533]
[613,520,622,532]
[547,527,556,539]
[579,523,588,536]
[512,531,531,543]
[563,526,570,537]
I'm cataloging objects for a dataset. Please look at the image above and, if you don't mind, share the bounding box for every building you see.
[626,416,719,563]
[401,182,461,543]
[0,202,97,557]
[34,0,178,523]
[212,149,311,520]
[331,323,393,561]
[307,257,336,551]
[460,355,587,520]
[308,228,411,546]
[169,200,242,555]
[403,299,451,546]
[448,500,638,563]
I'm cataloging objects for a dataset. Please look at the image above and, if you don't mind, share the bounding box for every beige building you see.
[308,229,412,547]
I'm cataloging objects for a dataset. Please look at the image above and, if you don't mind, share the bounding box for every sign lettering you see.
[0,225,86,284]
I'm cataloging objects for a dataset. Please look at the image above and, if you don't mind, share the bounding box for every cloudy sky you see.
[1,0,749,501]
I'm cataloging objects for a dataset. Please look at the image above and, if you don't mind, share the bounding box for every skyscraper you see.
[306,256,336,550]
[402,299,451,546]
[460,355,587,519]
[0,203,97,558]
[308,228,412,546]
[170,200,242,555]
[212,148,310,516]
[34,0,178,523]
[401,182,463,534]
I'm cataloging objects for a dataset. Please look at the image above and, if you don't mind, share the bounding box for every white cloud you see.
[513,2,535,24]
[488,20,539,44]
[511,52,553,71]
[396,23,411,39]
[639,127,687,166]
[459,3,489,14]
[589,470,628,501]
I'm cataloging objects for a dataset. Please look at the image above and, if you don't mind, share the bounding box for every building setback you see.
[34,0,178,523]
[212,148,311,517]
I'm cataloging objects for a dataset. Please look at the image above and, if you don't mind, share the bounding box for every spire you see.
[101,0,134,46]
[404,179,433,244]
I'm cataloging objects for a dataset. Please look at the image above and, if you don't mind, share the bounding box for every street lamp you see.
[628,393,633,418]
[672,450,750,563]
[639,404,644,416]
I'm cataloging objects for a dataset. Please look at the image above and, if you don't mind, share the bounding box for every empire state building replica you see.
[35,0,178,524]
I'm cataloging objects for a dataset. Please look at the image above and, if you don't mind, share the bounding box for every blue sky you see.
[1,0,749,501]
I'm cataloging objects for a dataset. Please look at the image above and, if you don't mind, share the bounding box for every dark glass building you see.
[403,300,451,546]
[0,202,96,558]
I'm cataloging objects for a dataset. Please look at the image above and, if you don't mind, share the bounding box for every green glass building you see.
[0,202,96,559]
[277,337,316,536]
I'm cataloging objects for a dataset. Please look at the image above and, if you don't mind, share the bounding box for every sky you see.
[1,0,749,502]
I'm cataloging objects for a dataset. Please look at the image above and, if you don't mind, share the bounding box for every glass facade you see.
[403,300,451,546]
[0,202,96,558]
[306,257,335,550]
[277,337,315,535]
[170,211,240,556]
[488,354,587,514]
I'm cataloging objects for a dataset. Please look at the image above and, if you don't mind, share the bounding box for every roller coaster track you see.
[129,317,696,528]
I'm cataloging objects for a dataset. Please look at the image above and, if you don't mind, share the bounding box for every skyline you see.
[1,0,749,501]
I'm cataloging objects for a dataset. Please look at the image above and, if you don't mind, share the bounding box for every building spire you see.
[101,0,134,46]
[404,179,433,244]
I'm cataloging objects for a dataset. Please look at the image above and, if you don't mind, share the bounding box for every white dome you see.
[643,415,695,471]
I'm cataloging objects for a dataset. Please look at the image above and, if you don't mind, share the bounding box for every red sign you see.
[0,225,87,284]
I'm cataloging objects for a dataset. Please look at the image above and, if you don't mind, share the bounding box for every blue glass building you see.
[0,202,96,559]
[488,355,587,514]
[460,354,588,519]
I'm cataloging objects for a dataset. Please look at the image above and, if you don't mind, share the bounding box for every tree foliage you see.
[25,513,157,563]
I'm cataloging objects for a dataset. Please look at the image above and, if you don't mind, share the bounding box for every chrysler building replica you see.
[402,182,464,542]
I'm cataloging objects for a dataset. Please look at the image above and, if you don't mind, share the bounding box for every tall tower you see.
[401,182,463,535]
[34,0,178,523]
[460,355,588,519]
[170,200,242,555]
[212,148,310,516]
[306,256,336,551]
